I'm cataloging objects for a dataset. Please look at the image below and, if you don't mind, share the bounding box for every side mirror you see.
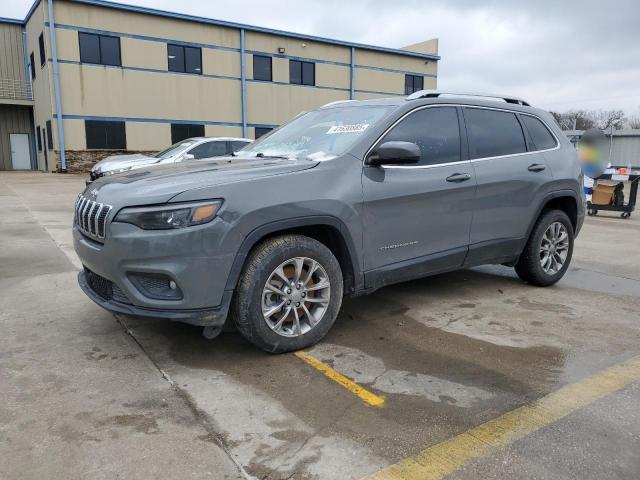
[366,141,420,166]
[181,153,195,161]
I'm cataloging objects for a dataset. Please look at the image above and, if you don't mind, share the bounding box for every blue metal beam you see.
[240,28,247,138]
[47,0,66,171]
[350,47,355,100]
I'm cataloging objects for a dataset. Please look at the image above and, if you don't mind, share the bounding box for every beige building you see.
[1,0,439,172]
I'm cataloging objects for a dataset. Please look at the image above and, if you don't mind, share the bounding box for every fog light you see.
[128,273,183,300]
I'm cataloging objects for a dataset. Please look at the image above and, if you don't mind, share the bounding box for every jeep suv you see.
[73,90,584,353]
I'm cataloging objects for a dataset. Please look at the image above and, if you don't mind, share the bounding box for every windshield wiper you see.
[255,152,289,159]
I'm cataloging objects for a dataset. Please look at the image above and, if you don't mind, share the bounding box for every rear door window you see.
[464,108,526,159]
[189,141,228,159]
[378,106,461,166]
[230,141,249,152]
[521,115,558,151]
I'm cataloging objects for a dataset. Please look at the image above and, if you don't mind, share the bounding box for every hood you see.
[85,156,319,206]
[92,153,158,174]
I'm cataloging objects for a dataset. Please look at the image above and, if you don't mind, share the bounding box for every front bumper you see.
[73,219,240,327]
[78,270,231,326]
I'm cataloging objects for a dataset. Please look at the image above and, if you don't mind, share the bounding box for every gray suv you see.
[73,90,584,353]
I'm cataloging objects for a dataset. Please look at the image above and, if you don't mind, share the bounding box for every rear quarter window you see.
[465,108,526,159]
[521,115,558,151]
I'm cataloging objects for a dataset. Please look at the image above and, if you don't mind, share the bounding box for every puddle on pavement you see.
[118,266,640,476]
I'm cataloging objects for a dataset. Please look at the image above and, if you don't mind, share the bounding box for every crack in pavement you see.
[7,176,254,480]
[117,316,254,480]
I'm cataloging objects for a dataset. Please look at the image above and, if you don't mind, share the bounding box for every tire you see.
[233,234,343,353]
[515,209,574,287]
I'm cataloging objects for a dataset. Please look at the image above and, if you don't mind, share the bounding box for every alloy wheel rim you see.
[540,221,569,275]
[262,257,331,337]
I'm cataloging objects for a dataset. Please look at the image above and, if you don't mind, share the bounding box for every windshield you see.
[153,140,197,159]
[240,105,394,160]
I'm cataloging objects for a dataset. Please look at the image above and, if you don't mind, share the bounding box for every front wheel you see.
[233,234,343,353]
[515,209,574,287]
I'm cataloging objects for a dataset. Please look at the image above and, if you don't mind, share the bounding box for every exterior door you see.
[10,134,31,170]
[462,107,553,264]
[362,106,476,285]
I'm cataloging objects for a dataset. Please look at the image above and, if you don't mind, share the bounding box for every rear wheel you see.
[233,234,343,353]
[515,209,574,286]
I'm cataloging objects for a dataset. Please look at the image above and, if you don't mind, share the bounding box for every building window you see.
[36,126,42,151]
[167,44,202,74]
[289,60,315,86]
[79,32,121,66]
[255,127,273,139]
[46,120,54,150]
[38,33,46,67]
[171,123,205,144]
[85,120,126,149]
[253,55,272,81]
[404,74,424,95]
[29,52,36,80]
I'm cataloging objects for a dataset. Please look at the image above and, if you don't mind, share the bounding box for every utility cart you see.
[587,166,639,219]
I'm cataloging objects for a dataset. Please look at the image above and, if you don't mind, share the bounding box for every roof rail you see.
[320,100,358,109]
[406,90,531,107]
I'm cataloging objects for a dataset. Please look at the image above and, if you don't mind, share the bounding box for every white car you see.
[89,137,252,181]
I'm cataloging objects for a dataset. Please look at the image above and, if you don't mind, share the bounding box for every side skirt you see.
[363,246,468,293]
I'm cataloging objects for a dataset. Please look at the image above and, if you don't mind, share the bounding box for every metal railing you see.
[0,78,33,101]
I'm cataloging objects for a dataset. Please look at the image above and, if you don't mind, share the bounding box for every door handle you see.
[528,163,546,172]
[446,173,471,183]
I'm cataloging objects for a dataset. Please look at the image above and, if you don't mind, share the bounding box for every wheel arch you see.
[224,216,363,295]
[527,190,580,239]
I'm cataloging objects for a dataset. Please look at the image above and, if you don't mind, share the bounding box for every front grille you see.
[75,194,112,240]
[85,268,131,304]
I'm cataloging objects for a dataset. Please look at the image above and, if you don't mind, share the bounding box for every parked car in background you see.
[88,137,252,181]
[74,90,584,353]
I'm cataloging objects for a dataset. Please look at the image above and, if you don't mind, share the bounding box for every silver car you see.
[89,137,252,181]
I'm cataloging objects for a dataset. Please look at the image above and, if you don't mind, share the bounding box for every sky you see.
[3,0,639,117]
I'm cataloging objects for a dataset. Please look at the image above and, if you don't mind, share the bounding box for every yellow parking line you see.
[363,354,640,480]
[293,350,385,407]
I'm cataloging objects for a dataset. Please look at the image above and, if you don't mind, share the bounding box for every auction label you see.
[326,123,369,134]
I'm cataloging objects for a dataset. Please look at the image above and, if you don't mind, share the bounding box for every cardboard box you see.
[591,183,617,205]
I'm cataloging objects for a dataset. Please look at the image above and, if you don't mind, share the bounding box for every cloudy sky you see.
[4,0,639,116]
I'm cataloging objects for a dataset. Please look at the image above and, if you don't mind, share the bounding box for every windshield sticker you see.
[326,123,370,134]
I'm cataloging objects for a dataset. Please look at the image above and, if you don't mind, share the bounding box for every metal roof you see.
[13,0,440,61]
[0,17,25,24]
[564,129,640,137]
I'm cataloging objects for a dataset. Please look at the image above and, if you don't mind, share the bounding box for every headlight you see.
[104,167,132,176]
[114,200,223,230]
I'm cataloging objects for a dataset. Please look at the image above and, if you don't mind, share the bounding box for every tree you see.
[550,110,595,130]
[591,110,626,130]
[549,109,627,131]
[628,114,640,129]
